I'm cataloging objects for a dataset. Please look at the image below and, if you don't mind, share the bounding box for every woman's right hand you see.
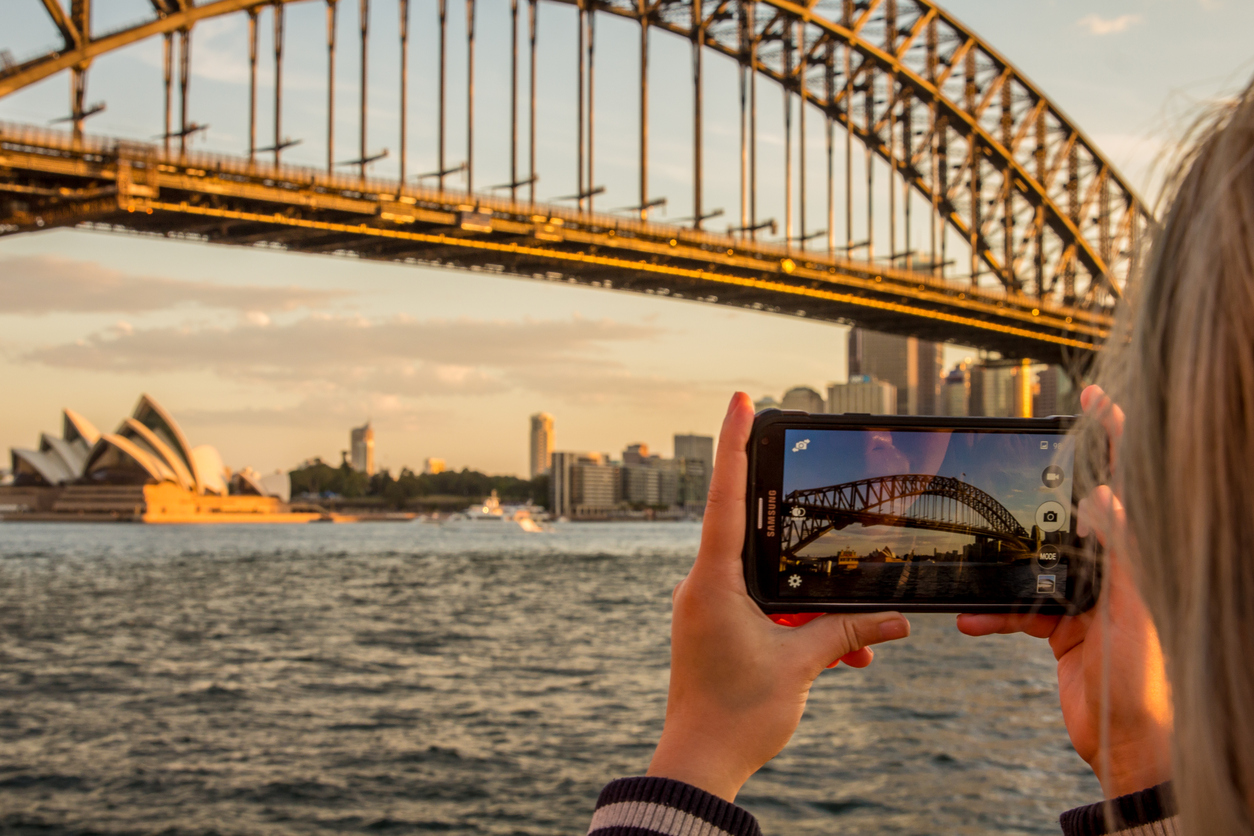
[957,386,1173,798]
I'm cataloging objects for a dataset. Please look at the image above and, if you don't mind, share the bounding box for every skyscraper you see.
[780,386,826,412]
[529,412,554,479]
[350,421,374,475]
[847,327,943,415]
[827,376,897,414]
[674,434,714,509]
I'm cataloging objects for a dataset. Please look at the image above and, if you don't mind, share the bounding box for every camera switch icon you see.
[1035,500,1067,533]
[791,439,811,453]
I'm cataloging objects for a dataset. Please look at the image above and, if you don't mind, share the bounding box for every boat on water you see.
[837,547,859,569]
[445,490,548,532]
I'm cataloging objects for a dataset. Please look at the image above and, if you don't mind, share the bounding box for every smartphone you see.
[743,409,1099,614]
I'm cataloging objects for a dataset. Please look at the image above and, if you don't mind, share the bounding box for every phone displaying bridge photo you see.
[778,427,1075,604]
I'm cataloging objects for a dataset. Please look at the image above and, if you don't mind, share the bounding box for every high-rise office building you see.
[350,421,375,475]
[622,465,661,506]
[847,328,943,415]
[550,451,602,517]
[753,395,781,413]
[967,361,1032,417]
[827,376,897,414]
[1033,365,1079,416]
[423,457,446,475]
[674,434,714,508]
[529,412,554,479]
[781,386,826,412]
[941,365,969,416]
[623,443,650,466]
[572,462,620,514]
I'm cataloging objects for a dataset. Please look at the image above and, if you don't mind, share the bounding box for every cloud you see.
[0,255,349,315]
[1077,13,1143,35]
[23,313,670,401]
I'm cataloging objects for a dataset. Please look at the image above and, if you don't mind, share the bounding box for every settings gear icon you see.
[787,574,802,589]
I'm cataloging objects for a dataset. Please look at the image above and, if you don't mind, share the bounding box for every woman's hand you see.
[957,386,1173,798]
[646,392,911,802]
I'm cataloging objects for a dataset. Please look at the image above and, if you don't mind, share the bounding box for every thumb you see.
[791,612,911,670]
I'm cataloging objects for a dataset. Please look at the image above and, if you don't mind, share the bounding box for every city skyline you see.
[3,2,1253,475]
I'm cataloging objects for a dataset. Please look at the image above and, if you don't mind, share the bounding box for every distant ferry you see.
[837,548,859,569]
[447,490,546,532]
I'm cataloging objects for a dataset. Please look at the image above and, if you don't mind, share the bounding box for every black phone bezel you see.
[743,409,1098,615]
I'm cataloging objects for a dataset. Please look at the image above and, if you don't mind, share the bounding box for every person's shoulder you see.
[1059,782,1179,836]
[587,777,762,836]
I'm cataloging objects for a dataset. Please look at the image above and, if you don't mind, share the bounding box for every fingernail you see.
[879,617,910,642]
[726,392,740,415]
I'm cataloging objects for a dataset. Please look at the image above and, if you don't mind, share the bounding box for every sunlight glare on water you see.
[0,522,1098,835]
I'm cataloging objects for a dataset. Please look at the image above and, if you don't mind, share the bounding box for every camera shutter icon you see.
[1035,501,1067,533]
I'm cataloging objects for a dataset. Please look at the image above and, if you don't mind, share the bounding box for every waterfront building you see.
[1033,365,1078,416]
[550,451,603,518]
[622,465,661,507]
[753,395,781,412]
[2,394,313,522]
[827,375,897,415]
[674,433,713,510]
[967,361,1033,417]
[424,457,446,475]
[622,443,651,466]
[781,386,826,413]
[529,412,554,478]
[847,327,942,415]
[942,365,970,416]
[350,421,375,475]
[571,460,620,517]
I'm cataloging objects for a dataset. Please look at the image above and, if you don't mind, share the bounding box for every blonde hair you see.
[1086,77,1254,833]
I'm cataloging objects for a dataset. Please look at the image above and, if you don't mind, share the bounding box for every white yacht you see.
[448,490,546,532]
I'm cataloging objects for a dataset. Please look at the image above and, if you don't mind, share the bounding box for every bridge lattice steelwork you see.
[782,473,1031,557]
[0,0,1152,362]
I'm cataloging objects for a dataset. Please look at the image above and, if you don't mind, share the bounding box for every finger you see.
[829,647,874,669]
[1077,486,1120,549]
[1081,385,1125,470]
[794,612,909,671]
[691,392,756,582]
[956,612,1060,639]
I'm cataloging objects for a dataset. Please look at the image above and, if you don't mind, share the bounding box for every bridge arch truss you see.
[783,473,1032,557]
[0,0,1151,361]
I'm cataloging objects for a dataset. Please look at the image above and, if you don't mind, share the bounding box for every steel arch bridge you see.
[0,0,1150,364]
[782,473,1031,557]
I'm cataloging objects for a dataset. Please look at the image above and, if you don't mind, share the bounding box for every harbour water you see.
[0,522,1099,835]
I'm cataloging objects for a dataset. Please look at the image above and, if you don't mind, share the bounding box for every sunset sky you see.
[3,0,1252,477]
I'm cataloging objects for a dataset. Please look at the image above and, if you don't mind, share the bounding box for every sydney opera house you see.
[1,394,317,523]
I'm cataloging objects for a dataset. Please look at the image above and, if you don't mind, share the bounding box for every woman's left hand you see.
[646,392,911,802]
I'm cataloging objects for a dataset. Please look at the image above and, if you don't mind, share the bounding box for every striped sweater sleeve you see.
[587,777,762,836]
[1060,782,1179,836]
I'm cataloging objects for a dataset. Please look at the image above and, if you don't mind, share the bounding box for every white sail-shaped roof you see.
[191,446,227,496]
[40,433,87,478]
[83,434,177,485]
[131,394,200,491]
[62,408,100,448]
[10,448,74,486]
[117,418,195,491]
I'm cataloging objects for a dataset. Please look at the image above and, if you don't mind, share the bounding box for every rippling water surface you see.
[0,522,1098,835]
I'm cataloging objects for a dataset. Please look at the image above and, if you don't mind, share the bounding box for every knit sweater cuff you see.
[586,777,763,836]
[1059,782,1179,835]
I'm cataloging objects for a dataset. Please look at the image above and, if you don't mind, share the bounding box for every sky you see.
[3,0,1253,477]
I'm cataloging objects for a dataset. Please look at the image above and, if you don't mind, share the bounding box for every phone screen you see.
[753,422,1087,610]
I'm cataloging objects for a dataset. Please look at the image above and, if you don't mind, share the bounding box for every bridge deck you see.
[0,124,1108,362]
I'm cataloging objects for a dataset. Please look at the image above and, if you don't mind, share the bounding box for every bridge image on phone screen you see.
[778,428,1074,603]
